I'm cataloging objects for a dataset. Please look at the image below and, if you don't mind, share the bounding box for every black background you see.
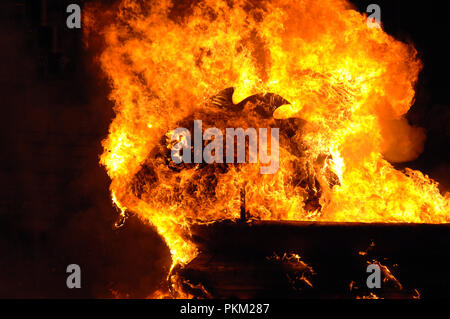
[0,0,449,298]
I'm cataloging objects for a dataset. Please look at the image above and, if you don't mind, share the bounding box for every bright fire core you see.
[84,0,450,294]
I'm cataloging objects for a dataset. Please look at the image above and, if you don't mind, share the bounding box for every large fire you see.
[84,0,450,296]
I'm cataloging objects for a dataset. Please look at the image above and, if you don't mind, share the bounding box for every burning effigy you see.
[84,0,450,298]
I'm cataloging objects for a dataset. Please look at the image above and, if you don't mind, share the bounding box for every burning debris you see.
[83,0,450,298]
[130,87,339,218]
[266,252,316,290]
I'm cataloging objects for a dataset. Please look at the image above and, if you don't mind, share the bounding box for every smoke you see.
[380,118,426,163]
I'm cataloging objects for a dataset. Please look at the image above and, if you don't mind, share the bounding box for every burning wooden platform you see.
[177,220,450,299]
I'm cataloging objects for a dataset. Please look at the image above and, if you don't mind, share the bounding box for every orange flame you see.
[84,0,450,295]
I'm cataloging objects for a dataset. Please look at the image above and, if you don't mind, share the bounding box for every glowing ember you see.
[84,0,450,296]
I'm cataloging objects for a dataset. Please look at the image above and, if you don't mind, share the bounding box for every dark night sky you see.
[0,0,449,298]
[0,0,171,298]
